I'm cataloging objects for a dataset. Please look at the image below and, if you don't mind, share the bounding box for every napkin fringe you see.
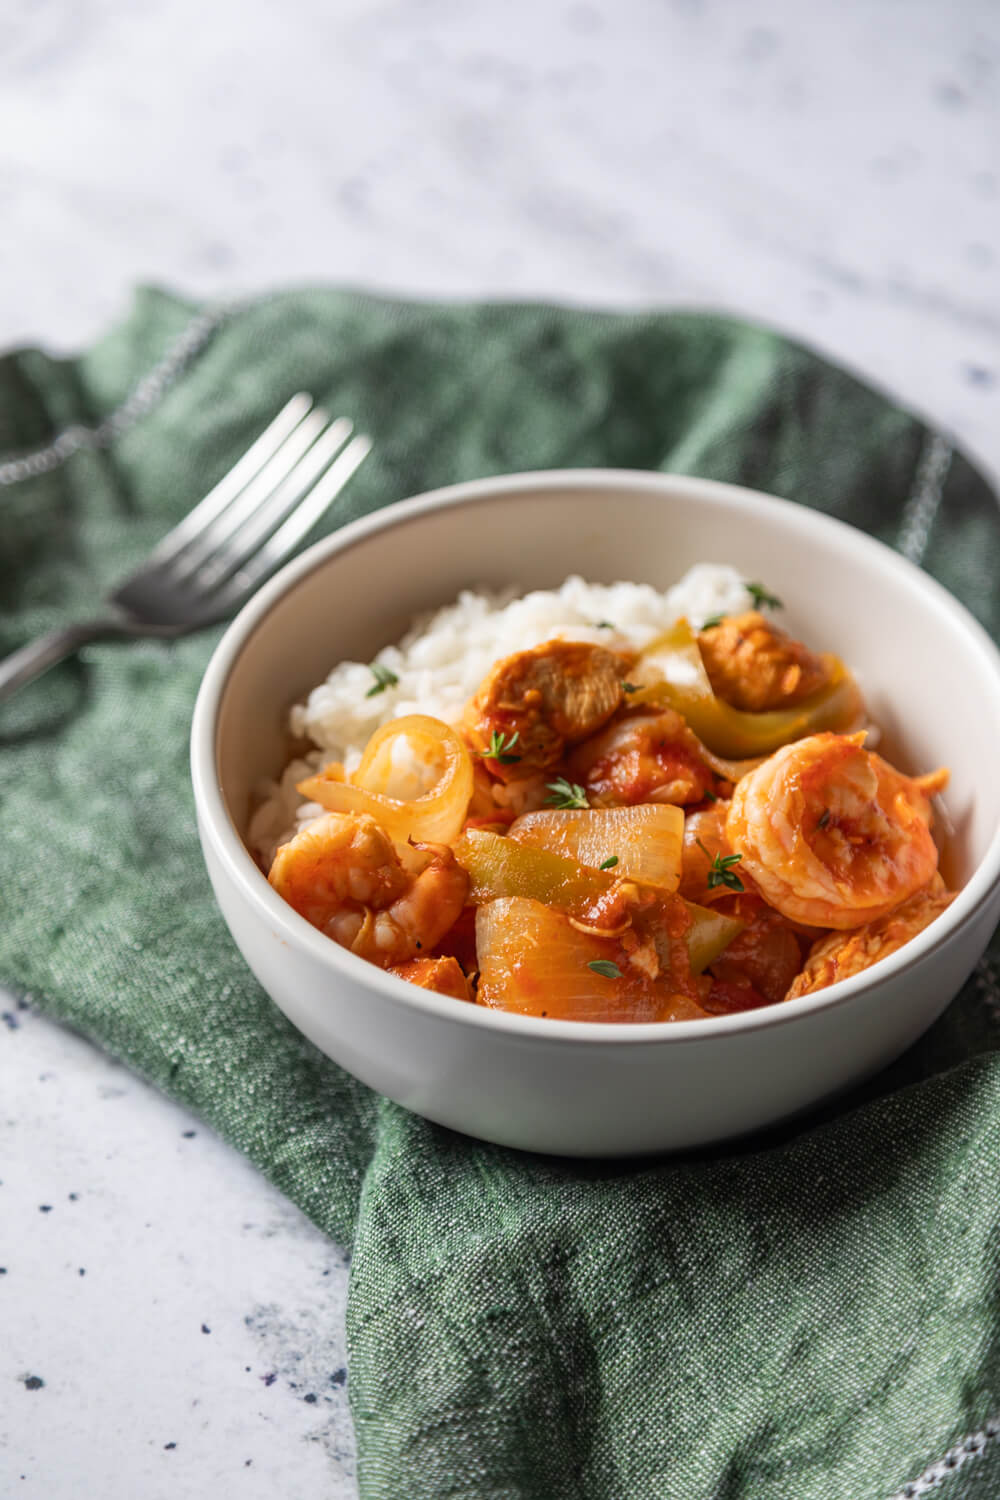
[0,303,229,487]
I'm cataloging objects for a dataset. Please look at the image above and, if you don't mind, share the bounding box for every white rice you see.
[248,564,755,864]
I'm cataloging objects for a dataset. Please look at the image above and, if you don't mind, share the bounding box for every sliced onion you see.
[509,805,684,891]
[692,740,769,785]
[475,897,706,1023]
[458,827,742,975]
[297,714,474,846]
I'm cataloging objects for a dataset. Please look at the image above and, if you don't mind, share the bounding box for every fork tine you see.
[165,407,334,581]
[189,416,354,589]
[209,433,373,612]
[242,433,373,572]
[145,393,313,568]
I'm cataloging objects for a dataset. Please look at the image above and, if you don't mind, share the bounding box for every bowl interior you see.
[215,474,1000,904]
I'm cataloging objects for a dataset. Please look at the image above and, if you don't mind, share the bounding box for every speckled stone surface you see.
[1,1002,356,1496]
[1,1,998,1494]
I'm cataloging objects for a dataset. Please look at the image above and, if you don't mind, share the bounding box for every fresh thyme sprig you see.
[479,730,521,764]
[745,581,784,611]
[365,663,399,697]
[545,778,590,810]
[697,839,745,892]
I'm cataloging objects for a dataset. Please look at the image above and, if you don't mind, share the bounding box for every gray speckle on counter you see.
[241,1301,358,1469]
[0,1007,355,1497]
[1,2,999,1495]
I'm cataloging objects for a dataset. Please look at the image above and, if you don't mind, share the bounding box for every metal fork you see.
[0,394,371,703]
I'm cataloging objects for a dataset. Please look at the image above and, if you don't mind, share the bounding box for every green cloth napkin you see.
[3,287,1000,1500]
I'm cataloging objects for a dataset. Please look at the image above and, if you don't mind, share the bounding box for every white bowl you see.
[191,471,1000,1156]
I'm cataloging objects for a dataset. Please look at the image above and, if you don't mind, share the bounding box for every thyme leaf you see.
[480,730,521,764]
[598,855,619,870]
[588,960,622,979]
[365,663,399,697]
[745,581,784,611]
[545,778,590,810]
[697,839,745,892]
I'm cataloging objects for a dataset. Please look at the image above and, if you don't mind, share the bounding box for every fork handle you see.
[0,618,130,704]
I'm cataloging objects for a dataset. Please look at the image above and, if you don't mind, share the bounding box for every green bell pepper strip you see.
[628,620,863,760]
[456,829,616,915]
[683,901,745,974]
[455,829,742,971]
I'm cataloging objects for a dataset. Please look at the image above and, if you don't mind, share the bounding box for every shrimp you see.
[464,640,627,777]
[726,732,948,929]
[697,611,833,712]
[568,709,721,807]
[268,812,469,966]
[786,883,955,999]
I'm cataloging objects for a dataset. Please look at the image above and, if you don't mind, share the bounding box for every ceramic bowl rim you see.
[191,468,1000,1047]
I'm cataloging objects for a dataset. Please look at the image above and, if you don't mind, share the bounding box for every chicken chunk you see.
[464,640,627,776]
[707,894,805,1005]
[569,709,720,807]
[697,611,832,712]
[389,955,474,1002]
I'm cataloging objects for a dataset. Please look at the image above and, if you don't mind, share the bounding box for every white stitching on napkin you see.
[974,956,1000,1019]
[889,1418,1000,1496]
[0,304,231,488]
[896,432,953,564]
[886,969,1000,1493]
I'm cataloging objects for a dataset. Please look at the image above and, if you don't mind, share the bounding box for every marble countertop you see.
[2,0,998,1494]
